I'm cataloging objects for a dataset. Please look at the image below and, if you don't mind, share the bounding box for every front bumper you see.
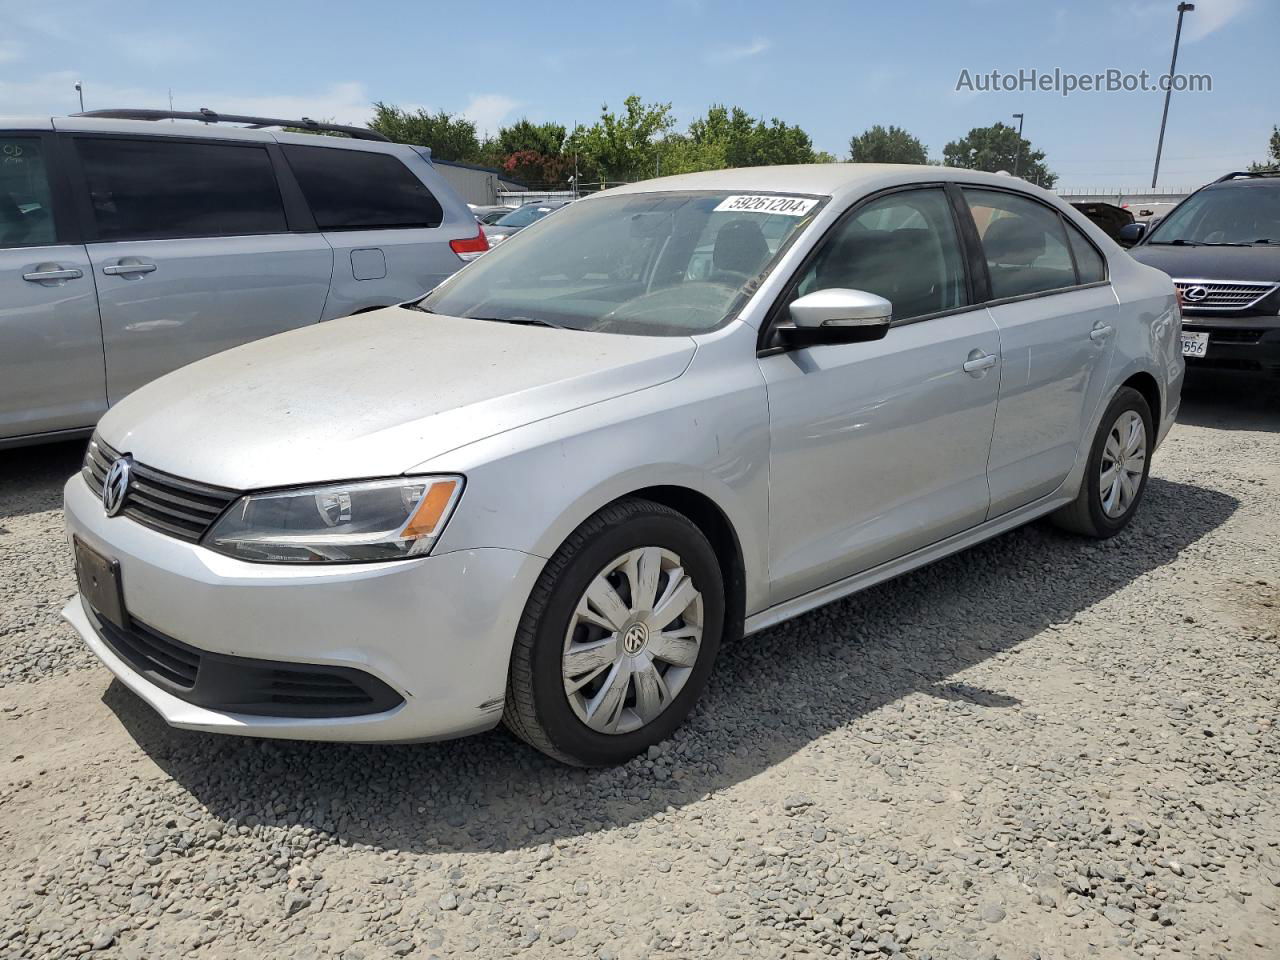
[1182,312,1280,374]
[62,474,544,742]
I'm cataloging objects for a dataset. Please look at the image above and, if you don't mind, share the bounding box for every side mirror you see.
[1118,222,1147,246]
[777,288,893,347]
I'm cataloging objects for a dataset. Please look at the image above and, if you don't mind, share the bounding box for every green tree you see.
[848,125,929,164]
[686,104,820,168]
[943,122,1056,188]
[569,96,677,183]
[368,102,481,162]
[495,119,566,158]
[1248,125,1280,172]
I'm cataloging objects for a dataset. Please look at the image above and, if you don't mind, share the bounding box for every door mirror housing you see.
[776,288,893,347]
[1117,222,1147,246]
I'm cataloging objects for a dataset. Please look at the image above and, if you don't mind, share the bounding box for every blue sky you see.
[1,0,1275,191]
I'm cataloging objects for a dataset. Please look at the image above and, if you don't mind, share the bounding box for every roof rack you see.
[72,108,390,142]
[1213,170,1280,183]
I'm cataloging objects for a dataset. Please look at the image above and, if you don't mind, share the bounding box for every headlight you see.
[203,476,463,563]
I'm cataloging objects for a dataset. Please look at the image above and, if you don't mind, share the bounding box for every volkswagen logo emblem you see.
[621,622,650,656]
[102,457,132,517]
[1182,285,1208,302]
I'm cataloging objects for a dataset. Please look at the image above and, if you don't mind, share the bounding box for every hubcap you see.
[562,547,704,735]
[1099,409,1146,519]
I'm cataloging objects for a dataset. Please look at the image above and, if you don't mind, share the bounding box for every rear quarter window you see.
[282,145,444,231]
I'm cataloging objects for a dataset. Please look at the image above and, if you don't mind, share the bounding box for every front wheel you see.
[1052,386,1154,538]
[503,498,724,766]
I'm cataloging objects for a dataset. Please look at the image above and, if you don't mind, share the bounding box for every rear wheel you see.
[1052,386,1153,538]
[503,498,724,766]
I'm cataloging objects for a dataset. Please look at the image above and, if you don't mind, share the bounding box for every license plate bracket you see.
[73,537,128,631]
[1181,331,1209,358]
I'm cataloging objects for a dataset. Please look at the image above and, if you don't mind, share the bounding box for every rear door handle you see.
[103,262,157,276]
[1090,324,1114,342]
[23,266,84,282]
[962,352,999,375]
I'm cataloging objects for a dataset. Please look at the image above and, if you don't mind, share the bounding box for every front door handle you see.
[23,266,84,283]
[962,351,999,376]
[103,261,157,277]
[1090,324,1114,342]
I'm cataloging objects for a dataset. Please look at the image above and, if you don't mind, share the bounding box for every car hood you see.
[1129,244,1280,282]
[482,224,522,240]
[98,307,696,490]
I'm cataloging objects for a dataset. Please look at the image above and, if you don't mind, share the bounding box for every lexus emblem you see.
[103,457,132,517]
[1182,285,1208,302]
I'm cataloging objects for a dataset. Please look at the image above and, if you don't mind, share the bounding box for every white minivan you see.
[0,108,487,448]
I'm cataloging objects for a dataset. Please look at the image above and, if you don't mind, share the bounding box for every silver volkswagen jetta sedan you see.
[63,164,1183,766]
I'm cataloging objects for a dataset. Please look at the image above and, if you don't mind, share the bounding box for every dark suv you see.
[1128,172,1280,376]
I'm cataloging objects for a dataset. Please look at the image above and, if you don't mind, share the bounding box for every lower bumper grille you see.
[86,606,404,718]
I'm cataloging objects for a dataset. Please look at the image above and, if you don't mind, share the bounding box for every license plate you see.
[73,537,128,630]
[1181,331,1209,358]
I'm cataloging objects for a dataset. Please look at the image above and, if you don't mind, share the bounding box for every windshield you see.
[416,190,823,336]
[1146,183,1280,245]
[496,203,559,227]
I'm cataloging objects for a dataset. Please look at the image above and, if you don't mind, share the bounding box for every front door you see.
[67,134,332,403]
[0,131,105,440]
[762,186,1001,605]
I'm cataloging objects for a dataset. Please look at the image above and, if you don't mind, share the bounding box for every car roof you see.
[603,163,1052,201]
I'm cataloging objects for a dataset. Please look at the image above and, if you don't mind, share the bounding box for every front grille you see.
[1182,326,1266,345]
[1173,279,1279,312]
[83,435,239,542]
[86,607,404,718]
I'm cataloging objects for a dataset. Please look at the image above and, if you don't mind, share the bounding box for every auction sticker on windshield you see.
[714,195,819,216]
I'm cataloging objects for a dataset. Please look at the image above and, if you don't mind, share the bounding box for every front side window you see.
[0,135,57,247]
[1145,183,1280,246]
[964,189,1076,299]
[792,188,967,322]
[416,191,821,336]
[282,145,443,230]
[78,138,287,241]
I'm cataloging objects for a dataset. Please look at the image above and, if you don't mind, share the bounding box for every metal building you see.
[432,159,527,206]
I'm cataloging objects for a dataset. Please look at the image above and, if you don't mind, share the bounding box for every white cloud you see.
[707,38,771,64]
[0,39,22,63]
[461,93,520,137]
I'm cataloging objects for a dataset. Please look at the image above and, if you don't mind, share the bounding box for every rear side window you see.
[964,189,1077,299]
[282,145,443,230]
[77,138,287,241]
[0,135,57,247]
[1065,221,1106,284]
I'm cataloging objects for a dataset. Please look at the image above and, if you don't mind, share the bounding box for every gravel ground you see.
[1,371,1277,960]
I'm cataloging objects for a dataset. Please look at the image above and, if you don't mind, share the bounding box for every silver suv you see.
[0,109,486,448]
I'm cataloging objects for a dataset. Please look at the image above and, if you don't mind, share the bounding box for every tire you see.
[1051,386,1154,538]
[503,498,725,766]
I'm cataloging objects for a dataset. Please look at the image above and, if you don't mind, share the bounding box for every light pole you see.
[1151,2,1195,189]
[1011,113,1024,178]
[74,81,84,112]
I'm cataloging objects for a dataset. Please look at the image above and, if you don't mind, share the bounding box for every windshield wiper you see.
[1147,238,1198,246]
[1252,238,1275,244]
[467,315,564,329]
[1199,241,1251,247]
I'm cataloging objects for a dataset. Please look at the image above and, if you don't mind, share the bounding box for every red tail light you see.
[450,224,490,261]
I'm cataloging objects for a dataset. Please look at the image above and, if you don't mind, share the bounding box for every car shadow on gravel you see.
[0,439,84,520]
[103,476,1237,855]
[1177,370,1280,433]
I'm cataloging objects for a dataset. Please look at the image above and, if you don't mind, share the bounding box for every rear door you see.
[0,130,106,441]
[66,134,332,403]
[279,142,464,315]
[959,188,1119,516]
